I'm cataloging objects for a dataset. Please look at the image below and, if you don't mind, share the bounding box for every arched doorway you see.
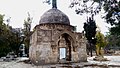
[58,33,73,61]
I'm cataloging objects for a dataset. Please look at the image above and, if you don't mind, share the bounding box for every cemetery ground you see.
[0,50,120,68]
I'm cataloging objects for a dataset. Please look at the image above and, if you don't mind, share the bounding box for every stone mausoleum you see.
[29,0,87,65]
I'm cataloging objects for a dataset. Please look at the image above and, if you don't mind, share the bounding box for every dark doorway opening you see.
[58,33,72,61]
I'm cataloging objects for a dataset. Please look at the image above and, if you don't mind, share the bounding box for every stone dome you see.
[39,8,70,25]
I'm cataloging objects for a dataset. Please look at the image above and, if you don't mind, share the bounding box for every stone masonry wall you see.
[76,33,87,62]
[29,24,87,65]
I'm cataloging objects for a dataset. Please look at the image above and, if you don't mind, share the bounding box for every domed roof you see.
[39,8,70,25]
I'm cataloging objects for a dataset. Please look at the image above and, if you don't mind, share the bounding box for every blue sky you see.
[0,0,110,34]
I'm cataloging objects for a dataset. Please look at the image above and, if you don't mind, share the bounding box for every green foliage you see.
[101,0,120,43]
[103,0,120,25]
[93,0,99,2]
[96,31,107,48]
[0,14,21,57]
[0,12,33,57]
[69,0,120,47]
[0,14,10,57]
[95,31,108,56]
[69,0,120,37]
[23,12,32,55]
[69,0,102,15]
[110,25,120,35]
[83,17,97,42]
[83,17,97,56]
[106,33,120,47]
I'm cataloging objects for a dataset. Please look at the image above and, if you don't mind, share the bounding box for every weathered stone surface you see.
[29,7,87,65]
[39,8,70,25]
[29,24,87,65]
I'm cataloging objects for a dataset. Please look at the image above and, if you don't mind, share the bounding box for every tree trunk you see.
[90,42,93,57]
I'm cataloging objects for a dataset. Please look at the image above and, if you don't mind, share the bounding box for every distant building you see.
[11,28,22,35]
[29,0,87,65]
